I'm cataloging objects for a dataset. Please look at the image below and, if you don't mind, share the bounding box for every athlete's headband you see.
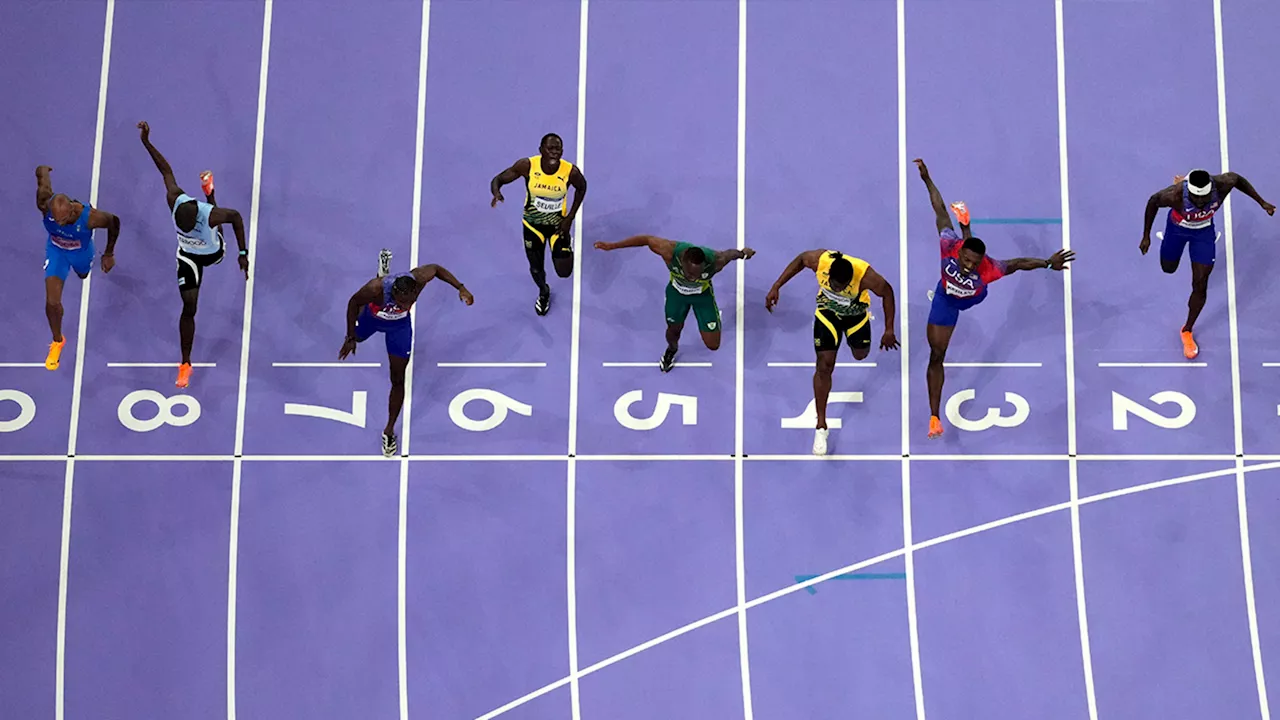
[1186,169,1212,196]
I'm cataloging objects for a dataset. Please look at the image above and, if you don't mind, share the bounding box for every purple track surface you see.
[3,1,1280,718]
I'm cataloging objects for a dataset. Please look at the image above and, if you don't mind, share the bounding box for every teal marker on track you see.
[794,573,908,594]
[969,217,1062,225]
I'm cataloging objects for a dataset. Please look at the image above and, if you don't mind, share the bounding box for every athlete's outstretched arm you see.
[1141,185,1181,252]
[560,166,588,233]
[209,207,247,252]
[594,235,676,262]
[712,247,755,273]
[764,249,824,311]
[1220,172,1277,215]
[860,266,899,350]
[88,209,121,270]
[1001,249,1075,274]
[340,279,383,358]
[913,158,953,233]
[137,121,184,208]
[490,157,531,207]
[414,263,474,305]
[35,165,54,213]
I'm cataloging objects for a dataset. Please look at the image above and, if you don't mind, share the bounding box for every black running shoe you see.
[535,286,550,316]
[382,432,397,457]
[659,346,676,373]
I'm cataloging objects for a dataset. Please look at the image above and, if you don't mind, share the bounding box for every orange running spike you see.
[1180,329,1199,360]
[176,362,193,388]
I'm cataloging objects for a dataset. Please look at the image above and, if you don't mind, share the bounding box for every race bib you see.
[532,195,563,213]
[672,277,704,295]
[50,235,81,250]
[820,287,852,306]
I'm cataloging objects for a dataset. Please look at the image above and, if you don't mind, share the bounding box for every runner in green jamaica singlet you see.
[594,234,755,372]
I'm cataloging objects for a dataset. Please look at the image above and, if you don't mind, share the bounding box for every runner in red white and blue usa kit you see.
[914,158,1075,440]
[1141,169,1275,359]
[341,261,473,457]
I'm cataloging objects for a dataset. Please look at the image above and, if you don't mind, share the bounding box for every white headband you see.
[1187,169,1212,196]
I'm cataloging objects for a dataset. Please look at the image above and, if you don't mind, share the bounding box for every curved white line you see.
[473,459,1280,719]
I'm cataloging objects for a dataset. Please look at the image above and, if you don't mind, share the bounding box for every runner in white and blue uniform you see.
[341,262,474,457]
[138,121,248,388]
[35,164,121,370]
[1142,168,1275,359]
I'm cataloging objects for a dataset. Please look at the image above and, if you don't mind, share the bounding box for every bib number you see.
[532,196,563,213]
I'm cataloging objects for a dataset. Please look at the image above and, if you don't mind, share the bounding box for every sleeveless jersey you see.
[367,273,412,321]
[172,194,221,255]
[668,242,720,296]
[939,227,1007,300]
[44,202,93,251]
[523,155,574,226]
[1169,181,1221,230]
[815,250,871,317]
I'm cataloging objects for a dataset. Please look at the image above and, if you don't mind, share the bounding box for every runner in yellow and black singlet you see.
[490,133,587,315]
[766,249,898,455]
[595,234,754,372]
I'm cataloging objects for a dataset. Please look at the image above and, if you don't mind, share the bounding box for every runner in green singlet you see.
[594,234,754,371]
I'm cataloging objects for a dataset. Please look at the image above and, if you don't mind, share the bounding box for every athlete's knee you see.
[851,347,870,361]
[1161,259,1179,274]
[45,299,63,314]
[553,256,573,278]
[815,353,836,374]
[181,297,199,318]
[702,332,721,351]
[928,346,947,366]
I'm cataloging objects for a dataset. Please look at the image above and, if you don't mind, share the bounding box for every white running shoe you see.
[813,427,829,456]
[382,432,397,457]
[378,248,392,277]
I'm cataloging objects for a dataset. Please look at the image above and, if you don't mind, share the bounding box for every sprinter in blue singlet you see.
[1141,168,1275,359]
[138,121,249,389]
[341,261,474,457]
[35,164,121,370]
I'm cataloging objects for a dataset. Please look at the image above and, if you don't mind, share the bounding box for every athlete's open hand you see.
[1047,249,1075,270]
[101,254,115,273]
[458,286,474,305]
[764,287,780,312]
[490,190,504,207]
[339,336,358,360]
[880,331,900,351]
[238,254,250,279]
[137,121,150,142]
[913,158,930,179]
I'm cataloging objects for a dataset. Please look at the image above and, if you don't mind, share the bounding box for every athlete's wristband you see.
[239,249,247,256]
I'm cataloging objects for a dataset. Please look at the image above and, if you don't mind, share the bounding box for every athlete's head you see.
[827,256,854,293]
[1187,169,1213,207]
[391,275,420,306]
[540,133,564,163]
[48,194,76,224]
[174,199,199,233]
[680,246,708,279]
[959,237,986,274]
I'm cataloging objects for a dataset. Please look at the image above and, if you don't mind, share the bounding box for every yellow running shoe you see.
[45,339,66,370]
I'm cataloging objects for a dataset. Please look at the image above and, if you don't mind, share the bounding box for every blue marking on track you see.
[794,573,908,594]
[969,217,1063,225]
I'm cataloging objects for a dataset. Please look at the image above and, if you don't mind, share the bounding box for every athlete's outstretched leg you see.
[926,322,956,439]
[1179,261,1212,359]
[524,226,551,315]
[384,353,409,456]
[178,287,199,386]
[45,276,65,344]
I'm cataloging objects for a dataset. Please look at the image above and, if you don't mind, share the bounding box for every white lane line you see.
[227,2,274,718]
[734,1,753,717]
[1097,362,1207,368]
[56,3,114,718]
[107,362,216,368]
[895,1,925,717]
[944,362,1042,368]
[1262,363,1280,368]
[566,1,589,716]
[1055,0,1097,715]
[766,361,876,368]
[272,361,381,368]
[1213,0,1268,715]
[435,362,547,368]
[601,361,712,368]
[0,363,48,368]
[398,1,431,717]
